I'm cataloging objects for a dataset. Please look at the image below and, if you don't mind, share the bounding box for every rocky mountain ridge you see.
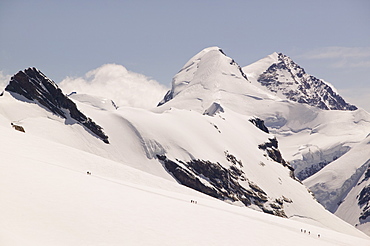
[5,67,109,143]
[244,52,357,111]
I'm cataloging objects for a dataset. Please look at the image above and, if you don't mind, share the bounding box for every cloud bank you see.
[299,46,370,68]
[0,71,11,90]
[339,87,370,113]
[59,64,168,109]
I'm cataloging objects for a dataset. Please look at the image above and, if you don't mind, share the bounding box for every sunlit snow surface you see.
[1,125,369,245]
[1,47,370,245]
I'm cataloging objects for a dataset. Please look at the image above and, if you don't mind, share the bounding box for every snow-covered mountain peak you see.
[242,52,279,80]
[268,52,280,62]
[243,52,357,111]
[159,47,248,106]
[157,47,275,113]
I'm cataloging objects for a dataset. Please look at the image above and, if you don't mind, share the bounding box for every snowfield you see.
[1,125,369,246]
[1,46,370,245]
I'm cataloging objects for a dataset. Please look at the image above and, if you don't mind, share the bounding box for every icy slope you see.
[1,125,369,246]
[260,103,370,181]
[304,135,370,235]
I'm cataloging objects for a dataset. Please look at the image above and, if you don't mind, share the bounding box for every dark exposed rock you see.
[296,161,330,181]
[359,165,370,185]
[11,123,25,133]
[282,196,293,203]
[249,181,267,196]
[258,137,296,179]
[5,67,109,143]
[358,184,370,221]
[257,53,357,111]
[360,210,370,221]
[249,117,269,133]
[157,90,173,106]
[275,198,284,205]
[270,202,282,210]
[358,185,370,207]
[157,154,289,217]
[225,150,243,167]
[364,167,370,181]
[156,155,220,199]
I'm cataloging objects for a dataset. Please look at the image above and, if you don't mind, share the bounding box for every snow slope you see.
[1,124,369,246]
[1,47,370,244]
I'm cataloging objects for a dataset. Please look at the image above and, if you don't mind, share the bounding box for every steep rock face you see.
[5,67,109,143]
[359,185,370,221]
[258,137,296,179]
[255,53,357,111]
[249,117,269,133]
[157,152,291,218]
[357,164,370,222]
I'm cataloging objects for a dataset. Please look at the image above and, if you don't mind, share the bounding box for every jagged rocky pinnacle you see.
[257,53,357,111]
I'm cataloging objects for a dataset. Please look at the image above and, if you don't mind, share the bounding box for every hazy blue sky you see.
[1,0,369,110]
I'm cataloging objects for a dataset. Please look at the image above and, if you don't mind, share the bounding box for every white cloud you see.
[301,47,370,59]
[0,71,11,91]
[59,64,169,109]
[299,46,370,68]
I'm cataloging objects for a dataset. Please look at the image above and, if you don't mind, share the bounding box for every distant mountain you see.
[243,52,370,235]
[157,46,272,113]
[243,52,357,111]
[155,47,370,234]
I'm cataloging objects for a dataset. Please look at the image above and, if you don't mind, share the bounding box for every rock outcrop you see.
[157,152,291,218]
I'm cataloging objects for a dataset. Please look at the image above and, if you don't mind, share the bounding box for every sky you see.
[0,0,369,110]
